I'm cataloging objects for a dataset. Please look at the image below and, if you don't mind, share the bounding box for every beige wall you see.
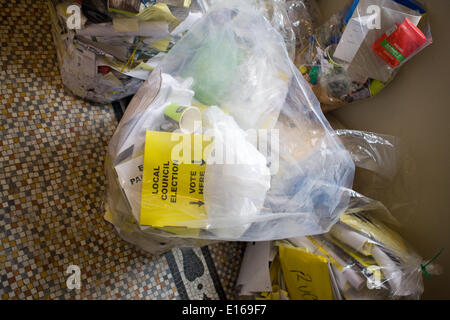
[316,0,450,299]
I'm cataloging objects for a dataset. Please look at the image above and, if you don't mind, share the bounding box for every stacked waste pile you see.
[48,0,202,103]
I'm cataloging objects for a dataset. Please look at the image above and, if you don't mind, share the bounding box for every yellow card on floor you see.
[279,246,333,300]
[140,131,212,228]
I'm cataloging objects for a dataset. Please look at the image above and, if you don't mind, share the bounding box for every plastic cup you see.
[164,104,201,134]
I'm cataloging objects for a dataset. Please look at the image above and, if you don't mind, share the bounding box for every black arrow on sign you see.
[189,201,204,207]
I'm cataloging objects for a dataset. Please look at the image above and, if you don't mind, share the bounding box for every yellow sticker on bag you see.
[279,246,333,300]
[140,131,212,227]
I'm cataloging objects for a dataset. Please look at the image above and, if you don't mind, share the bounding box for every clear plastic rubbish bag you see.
[283,204,427,300]
[296,0,433,111]
[236,192,429,300]
[236,130,437,300]
[104,0,355,253]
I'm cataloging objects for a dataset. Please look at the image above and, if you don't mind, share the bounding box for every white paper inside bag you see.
[114,155,144,223]
[236,242,272,295]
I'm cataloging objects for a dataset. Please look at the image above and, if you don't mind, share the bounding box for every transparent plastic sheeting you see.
[286,0,321,54]
[104,1,355,253]
[296,0,433,111]
[335,130,399,180]
[335,129,419,223]
[198,0,297,60]
[198,0,321,62]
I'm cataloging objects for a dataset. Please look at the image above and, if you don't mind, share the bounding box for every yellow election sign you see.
[279,246,333,300]
[140,131,212,228]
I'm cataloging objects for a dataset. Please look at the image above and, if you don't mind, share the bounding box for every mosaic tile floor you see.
[0,0,245,300]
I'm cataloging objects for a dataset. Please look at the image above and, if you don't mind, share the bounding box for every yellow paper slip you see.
[279,246,333,300]
[113,18,139,32]
[137,3,179,29]
[340,213,408,256]
[260,255,290,300]
[148,38,171,52]
[103,72,123,87]
[108,3,179,29]
[140,131,212,228]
